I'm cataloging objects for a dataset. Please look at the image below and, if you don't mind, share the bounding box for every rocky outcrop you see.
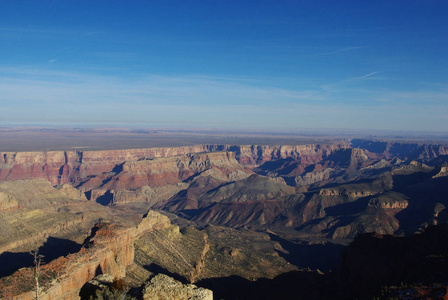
[318,174,393,199]
[223,144,350,167]
[368,197,408,209]
[162,174,298,228]
[80,272,214,300]
[433,165,448,178]
[0,210,171,300]
[197,174,295,204]
[134,210,172,237]
[319,188,377,199]
[295,168,333,186]
[351,139,448,161]
[0,190,19,211]
[132,224,296,289]
[56,183,88,200]
[112,184,188,205]
[142,274,213,300]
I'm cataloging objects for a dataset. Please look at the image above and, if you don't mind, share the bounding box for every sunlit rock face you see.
[0,143,352,185]
[0,146,220,185]
[142,274,213,300]
[0,211,171,300]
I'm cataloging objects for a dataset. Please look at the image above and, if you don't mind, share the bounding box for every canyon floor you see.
[1,128,448,299]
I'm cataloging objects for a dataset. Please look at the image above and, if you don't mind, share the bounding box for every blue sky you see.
[1,1,447,132]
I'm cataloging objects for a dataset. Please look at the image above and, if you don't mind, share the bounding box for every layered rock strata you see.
[1,142,446,187]
[0,179,94,253]
[0,146,216,185]
[0,211,171,300]
[79,151,253,203]
[0,144,351,185]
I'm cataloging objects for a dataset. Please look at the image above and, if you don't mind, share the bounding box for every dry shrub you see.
[111,277,127,292]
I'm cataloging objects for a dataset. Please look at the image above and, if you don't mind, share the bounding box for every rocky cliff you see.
[0,146,221,185]
[351,139,448,161]
[0,210,171,300]
[0,179,102,254]
[0,143,350,186]
[1,141,446,188]
[80,273,214,300]
[221,143,350,166]
[78,151,253,204]
[2,140,448,299]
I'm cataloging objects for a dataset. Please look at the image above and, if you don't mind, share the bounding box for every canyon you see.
[0,139,448,299]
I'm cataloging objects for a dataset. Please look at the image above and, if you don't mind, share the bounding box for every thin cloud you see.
[0,27,100,41]
[72,31,102,40]
[1,68,447,131]
[0,68,322,107]
[0,27,55,34]
[356,71,381,79]
[313,46,366,56]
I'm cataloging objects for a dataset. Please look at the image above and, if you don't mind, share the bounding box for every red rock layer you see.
[0,144,351,185]
[0,146,215,185]
[0,211,171,300]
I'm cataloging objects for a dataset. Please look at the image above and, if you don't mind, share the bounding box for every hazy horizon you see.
[1,126,447,152]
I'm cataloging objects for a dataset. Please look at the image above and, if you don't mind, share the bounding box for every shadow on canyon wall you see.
[197,271,324,300]
[143,263,189,284]
[267,233,345,272]
[0,237,82,277]
[95,191,114,206]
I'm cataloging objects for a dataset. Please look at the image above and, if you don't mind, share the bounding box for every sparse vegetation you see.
[30,250,44,300]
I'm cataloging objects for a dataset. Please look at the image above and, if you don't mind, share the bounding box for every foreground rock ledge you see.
[143,274,213,300]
